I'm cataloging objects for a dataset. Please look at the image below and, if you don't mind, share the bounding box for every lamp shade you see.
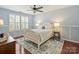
[54,22,60,27]
[53,22,60,32]
[0,19,4,26]
[36,23,39,26]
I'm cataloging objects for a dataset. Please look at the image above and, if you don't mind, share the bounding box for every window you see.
[9,14,28,32]
[21,16,28,30]
[15,15,20,30]
[25,17,28,29]
[9,14,15,32]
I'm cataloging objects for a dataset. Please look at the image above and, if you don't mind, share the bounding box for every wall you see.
[0,8,35,34]
[34,6,79,42]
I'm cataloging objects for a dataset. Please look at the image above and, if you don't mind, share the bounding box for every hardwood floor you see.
[61,40,79,54]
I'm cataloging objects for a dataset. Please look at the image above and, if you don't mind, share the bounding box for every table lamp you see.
[0,19,7,43]
[53,22,61,41]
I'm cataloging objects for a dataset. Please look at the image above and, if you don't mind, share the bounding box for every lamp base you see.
[0,36,7,43]
[53,32,60,41]
[0,33,8,43]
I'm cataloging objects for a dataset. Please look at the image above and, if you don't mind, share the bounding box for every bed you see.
[23,29,53,45]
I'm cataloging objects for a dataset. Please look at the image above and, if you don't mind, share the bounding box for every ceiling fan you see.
[27,5,43,13]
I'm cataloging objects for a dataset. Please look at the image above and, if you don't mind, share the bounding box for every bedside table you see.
[0,36,16,54]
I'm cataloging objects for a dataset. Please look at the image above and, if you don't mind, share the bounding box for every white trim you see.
[61,25,79,44]
[69,26,71,40]
[64,39,79,44]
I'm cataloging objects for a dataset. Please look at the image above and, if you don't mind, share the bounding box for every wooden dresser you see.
[0,36,16,54]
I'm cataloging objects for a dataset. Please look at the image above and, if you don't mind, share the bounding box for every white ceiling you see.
[0,5,72,15]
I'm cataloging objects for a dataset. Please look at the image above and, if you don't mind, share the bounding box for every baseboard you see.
[64,39,79,44]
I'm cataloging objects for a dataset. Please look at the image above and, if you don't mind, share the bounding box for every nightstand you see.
[53,32,60,41]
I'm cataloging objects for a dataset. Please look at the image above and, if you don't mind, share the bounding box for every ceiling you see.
[0,5,72,15]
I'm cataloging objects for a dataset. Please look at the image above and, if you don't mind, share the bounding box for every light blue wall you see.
[34,6,79,42]
[0,8,35,34]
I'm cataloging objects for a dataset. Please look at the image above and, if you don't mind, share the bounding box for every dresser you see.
[0,36,16,54]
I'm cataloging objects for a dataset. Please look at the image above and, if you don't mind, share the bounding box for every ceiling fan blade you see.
[37,7,43,9]
[36,9,43,12]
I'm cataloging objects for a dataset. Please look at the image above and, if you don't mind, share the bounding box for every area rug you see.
[16,38,64,54]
